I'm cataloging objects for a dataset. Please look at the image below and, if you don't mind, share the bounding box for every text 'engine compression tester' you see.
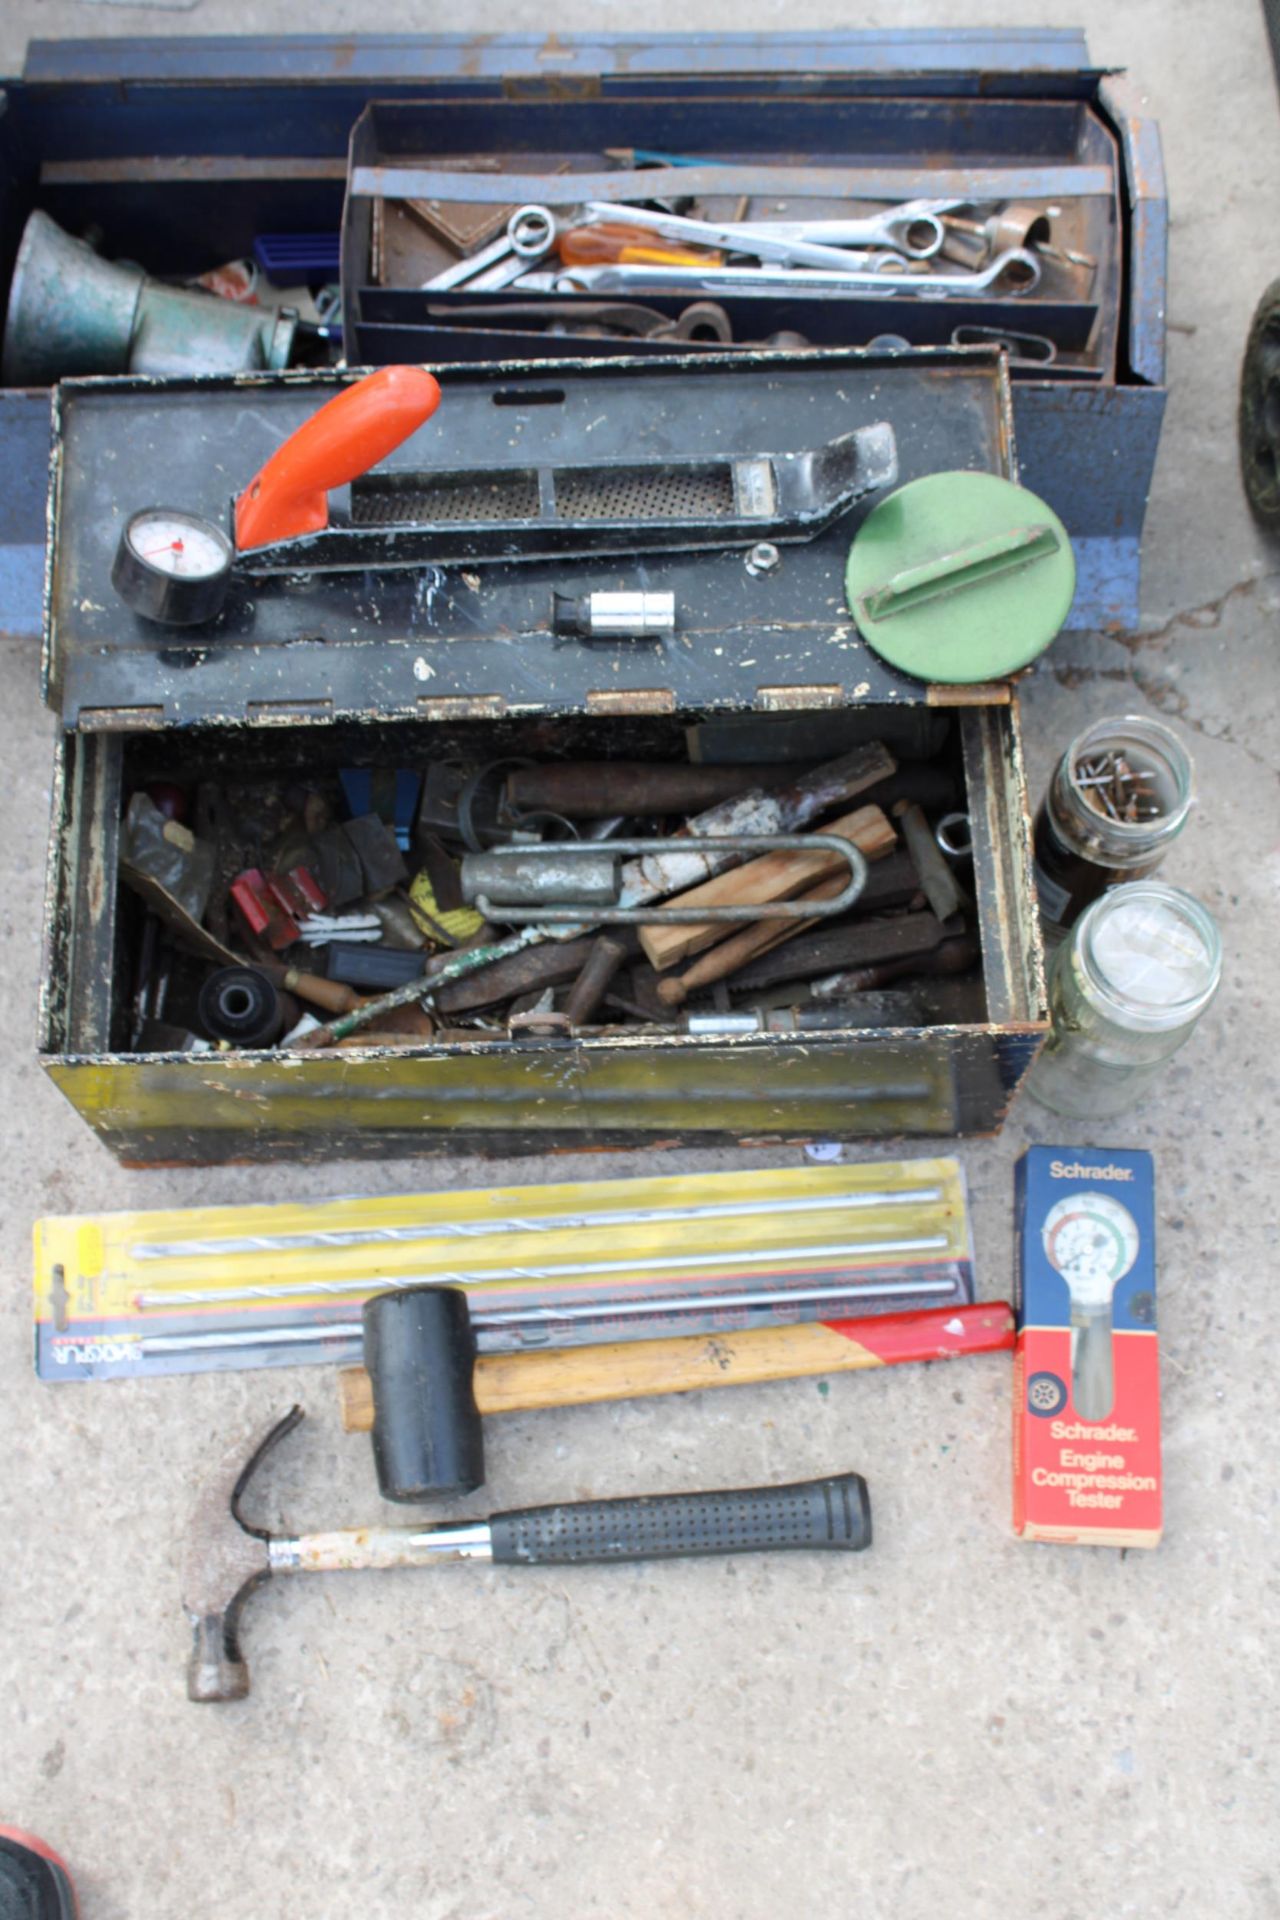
[110,364,445,627]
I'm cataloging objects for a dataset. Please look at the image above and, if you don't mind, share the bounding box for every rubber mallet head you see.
[362,1285,485,1503]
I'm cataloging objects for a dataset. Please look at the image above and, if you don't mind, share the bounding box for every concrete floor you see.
[2,4,1278,1916]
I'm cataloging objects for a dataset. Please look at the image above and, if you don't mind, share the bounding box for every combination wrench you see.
[421,205,557,291]
[542,248,1041,299]
[582,198,958,263]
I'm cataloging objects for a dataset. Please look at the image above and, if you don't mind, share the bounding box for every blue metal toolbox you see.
[0,28,1165,637]
[3,29,1166,1165]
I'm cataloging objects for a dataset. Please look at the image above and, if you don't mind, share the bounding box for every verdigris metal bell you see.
[1,210,296,384]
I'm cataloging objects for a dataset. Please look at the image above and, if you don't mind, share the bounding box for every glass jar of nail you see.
[1032,715,1194,941]
[1025,882,1222,1119]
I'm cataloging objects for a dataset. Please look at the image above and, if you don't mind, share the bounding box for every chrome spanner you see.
[583,197,956,262]
[583,200,917,273]
[546,248,1041,299]
[738,199,969,257]
[422,205,556,291]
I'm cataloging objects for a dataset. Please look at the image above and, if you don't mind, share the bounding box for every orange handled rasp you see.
[235,363,441,550]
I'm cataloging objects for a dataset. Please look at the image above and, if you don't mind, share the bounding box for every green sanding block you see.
[845,471,1076,683]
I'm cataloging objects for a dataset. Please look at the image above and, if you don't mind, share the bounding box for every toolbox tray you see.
[0,29,1165,638]
[39,346,1048,1165]
[341,97,1120,382]
[47,347,1003,727]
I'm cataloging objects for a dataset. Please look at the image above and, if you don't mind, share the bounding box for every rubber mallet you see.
[342,1286,1014,1501]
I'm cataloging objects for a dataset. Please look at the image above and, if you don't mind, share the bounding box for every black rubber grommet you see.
[197,966,284,1048]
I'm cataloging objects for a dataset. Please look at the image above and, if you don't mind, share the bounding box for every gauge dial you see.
[112,507,233,626]
[1042,1192,1140,1309]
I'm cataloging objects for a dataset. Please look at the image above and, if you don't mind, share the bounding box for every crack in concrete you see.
[1123,570,1280,650]
[1129,666,1280,777]
[1050,580,1280,780]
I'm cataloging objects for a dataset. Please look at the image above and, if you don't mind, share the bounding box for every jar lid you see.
[1078,883,1222,1032]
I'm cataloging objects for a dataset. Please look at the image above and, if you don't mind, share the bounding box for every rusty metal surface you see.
[352,161,1117,205]
[43,1021,1033,1164]
[960,703,1047,1029]
[40,730,125,1055]
[22,30,1099,87]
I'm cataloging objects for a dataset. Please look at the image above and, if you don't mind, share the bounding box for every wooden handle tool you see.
[338,1301,1014,1429]
[639,803,896,973]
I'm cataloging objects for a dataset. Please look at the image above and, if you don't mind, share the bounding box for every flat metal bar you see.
[40,157,348,186]
[352,164,1114,205]
[1098,75,1167,387]
[551,252,1038,299]
[25,31,1096,85]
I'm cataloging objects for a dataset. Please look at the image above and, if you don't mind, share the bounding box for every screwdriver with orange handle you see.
[557,222,722,268]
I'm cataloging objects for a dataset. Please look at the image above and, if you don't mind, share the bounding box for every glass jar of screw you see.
[1032,715,1194,943]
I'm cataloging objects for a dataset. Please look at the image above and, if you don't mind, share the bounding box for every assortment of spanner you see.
[417,194,1051,301]
[351,150,1109,367]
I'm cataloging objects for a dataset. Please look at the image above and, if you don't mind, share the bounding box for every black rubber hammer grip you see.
[488,1472,871,1565]
[363,1285,485,1501]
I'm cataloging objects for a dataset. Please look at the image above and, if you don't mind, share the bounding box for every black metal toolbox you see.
[0,27,1165,643]
[39,345,1048,1166]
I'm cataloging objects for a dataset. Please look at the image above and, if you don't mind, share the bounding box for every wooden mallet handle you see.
[337,1301,1014,1429]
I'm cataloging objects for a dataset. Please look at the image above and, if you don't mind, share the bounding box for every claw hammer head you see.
[180,1407,303,1703]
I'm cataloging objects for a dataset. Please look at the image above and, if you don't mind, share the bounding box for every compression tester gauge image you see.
[1041,1191,1141,1423]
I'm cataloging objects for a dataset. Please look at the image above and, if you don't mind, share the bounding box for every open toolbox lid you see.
[44,345,1017,732]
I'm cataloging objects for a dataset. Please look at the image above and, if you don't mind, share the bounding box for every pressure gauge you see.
[111,507,234,627]
[1042,1192,1140,1311]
